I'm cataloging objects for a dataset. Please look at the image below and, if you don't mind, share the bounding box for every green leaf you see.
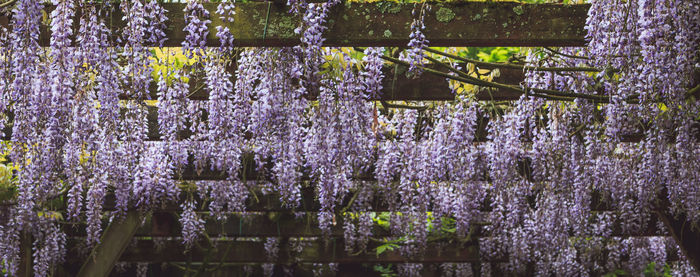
[376,244,389,256]
[375,241,399,257]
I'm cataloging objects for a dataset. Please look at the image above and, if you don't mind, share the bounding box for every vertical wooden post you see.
[77,211,141,277]
[17,232,32,277]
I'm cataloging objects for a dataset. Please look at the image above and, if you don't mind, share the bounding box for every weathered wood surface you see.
[0,2,589,47]
[656,188,700,272]
[72,185,624,213]
[137,105,659,143]
[61,262,481,277]
[67,238,483,263]
[61,262,483,277]
[62,211,667,238]
[126,64,525,101]
[64,234,682,265]
[18,232,32,277]
[76,211,141,277]
[659,211,700,270]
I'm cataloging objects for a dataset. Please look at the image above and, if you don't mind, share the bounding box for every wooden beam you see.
[657,188,700,272]
[100,239,482,263]
[658,212,700,270]
[1,2,589,47]
[136,106,660,143]
[62,211,667,238]
[128,65,524,101]
[76,211,141,277]
[88,186,621,213]
[85,262,465,277]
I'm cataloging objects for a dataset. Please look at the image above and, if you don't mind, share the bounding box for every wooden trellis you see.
[1,2,589,47]
[1,2,699,277]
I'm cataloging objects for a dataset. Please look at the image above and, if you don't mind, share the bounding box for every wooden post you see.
[656,188,700,272]
[17,232,32,277]
[77,211,141,277]
[657,210,700,271]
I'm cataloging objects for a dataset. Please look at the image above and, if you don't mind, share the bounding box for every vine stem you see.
[0,0,16,10]
[421,54,608,101]
[340,188,361,214]
[380,101,428,111]
[422,46,602,72]
[686,84,700,99]
[544,47,592,60]
[355,47,605,103]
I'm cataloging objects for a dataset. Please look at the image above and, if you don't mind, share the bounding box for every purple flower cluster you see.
[156,64,189,146]
[182,0,211,58]
[205,52,249,201]
[242,49,307,208]
[440,263,473,277]
[215,0,236,52]
[198,180,248,220]
[584,0,699,223]
[1,0,699,275]
[304,51,376,233]
[342,184,374,253]
[31,219,67,277]
[144,0,169,47]
[361,47,385,99]
[263,237,280,276]
[121,0,152,101]
[402,3,431,75]
[294,3,332,94]
[133,144,179,209]
[180,199,205,248]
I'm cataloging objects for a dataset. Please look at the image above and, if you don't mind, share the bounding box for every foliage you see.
[373,264,398,277]
[604,262,673,277]
[0,159,16,203]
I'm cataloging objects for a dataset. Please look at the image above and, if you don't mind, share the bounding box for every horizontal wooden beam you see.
[64,234,682,265]
[64,238,482,263]
[1,2,589,47]
[62,211,667,238]
[88,185,623,213]
[61,262,487,277]
[130,64,524,101]
[61,262,484,277]
[63,212,392,238]
[137,105,655,143]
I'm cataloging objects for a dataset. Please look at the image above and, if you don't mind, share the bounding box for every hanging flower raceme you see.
[132,144,180,209]
[117,2,154,215]
[402,3,431,75]
[263,237,280,277]
[304,50,376,234]
[444,99,484,236]
[183,0,211,58]
[215,0,236,52]
[180,198,205,248]
[203,47,250,218]
[342,185,374,253]
[361,47,385,99]
[0,26,8,132]
[0,0,698,275]
[239,48,309,208]
[82,5,125,246]
[1,1,72,274]
[145,0,169,47]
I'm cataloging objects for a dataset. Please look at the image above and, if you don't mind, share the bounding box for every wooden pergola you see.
[1,2,698,276]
